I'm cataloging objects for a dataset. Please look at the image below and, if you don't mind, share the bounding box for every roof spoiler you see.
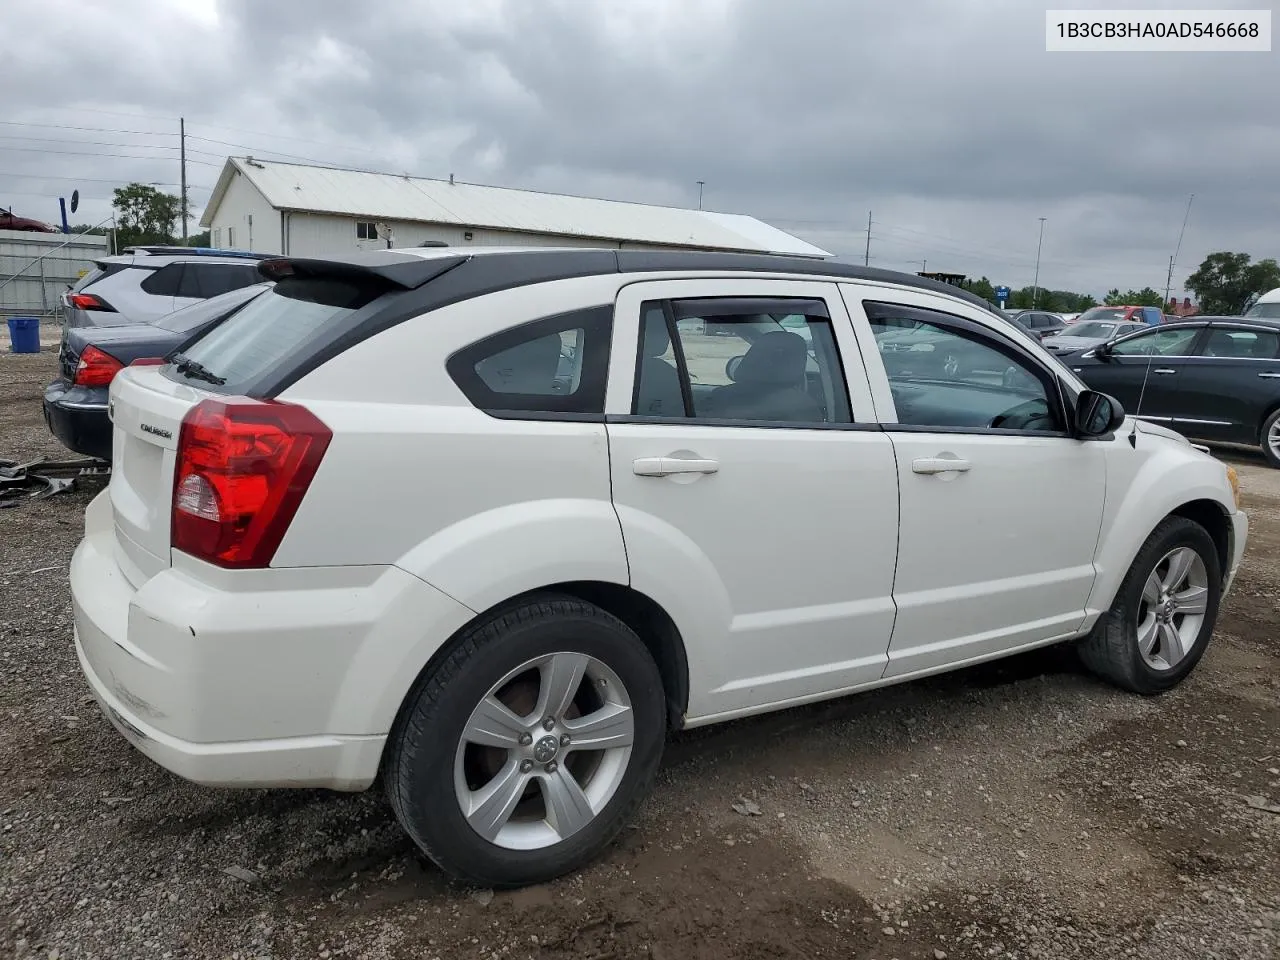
[124,245,272,259]
[257,252,468,289]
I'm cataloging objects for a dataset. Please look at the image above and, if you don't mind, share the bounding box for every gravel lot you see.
[2,344,1277,960]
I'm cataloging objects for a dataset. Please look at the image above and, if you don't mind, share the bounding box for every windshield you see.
[154,282,271,333]
[1245,302,1280,319]
[1062,321,1119,339]
[167,275,387,394]
[1076,307,1126,323]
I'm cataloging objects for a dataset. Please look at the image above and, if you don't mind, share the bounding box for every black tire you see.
[385,593,666,888]
[1078,517,1222,694]
[1260,408,1280,468]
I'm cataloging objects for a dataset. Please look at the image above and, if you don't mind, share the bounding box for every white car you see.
[71,248,1248,888]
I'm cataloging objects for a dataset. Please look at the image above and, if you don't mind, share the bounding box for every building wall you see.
[0,230,110,319]
[279,212,706,258]
[208,169,282,253]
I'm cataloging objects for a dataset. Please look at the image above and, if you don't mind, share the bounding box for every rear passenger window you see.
[633,297,851,425]
[140,264,184,296]
[447,306,612,417]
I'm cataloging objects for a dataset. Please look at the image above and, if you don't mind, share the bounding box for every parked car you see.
[1009,310,1067,340]
[1041,319,1147,353]
[0,209,58,232]
[1075,305,1165,327]
[43,283,271,461]
[1064,316,1280,465]
[62,246,269,330]
[1244,287,1280,320]
[71,248,1246,889]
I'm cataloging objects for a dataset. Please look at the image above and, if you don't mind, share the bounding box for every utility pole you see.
[864,210,872,266]
[1163,254,1176,309]
[179,117,189,242]
[1164,193,1194,306]
[696,181,704,210]
[1031,217,1047,308]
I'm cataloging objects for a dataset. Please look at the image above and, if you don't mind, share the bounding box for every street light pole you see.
[1032,217,1047,309]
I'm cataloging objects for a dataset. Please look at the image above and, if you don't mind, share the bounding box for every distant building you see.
[199,157,832,259]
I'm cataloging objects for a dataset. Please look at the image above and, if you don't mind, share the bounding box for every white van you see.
[1245,287,1280,319]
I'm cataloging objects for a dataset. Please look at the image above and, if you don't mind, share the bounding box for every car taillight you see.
[73,345,125,387]
[171,398,331,569]
[68,293,115,311]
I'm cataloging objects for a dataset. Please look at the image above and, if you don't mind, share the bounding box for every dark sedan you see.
[1062,316,1280,466]
[43,283,271,461]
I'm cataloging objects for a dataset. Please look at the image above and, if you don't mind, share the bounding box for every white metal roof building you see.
[199,157,831,260]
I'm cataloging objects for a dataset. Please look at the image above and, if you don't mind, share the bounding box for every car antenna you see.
[1129,343,1158,448]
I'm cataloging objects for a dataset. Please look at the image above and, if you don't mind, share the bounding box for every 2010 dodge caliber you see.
[71,247,1248,888]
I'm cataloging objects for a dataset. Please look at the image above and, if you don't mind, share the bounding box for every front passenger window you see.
[1110,327,1199,356]
[866,302,1060,433]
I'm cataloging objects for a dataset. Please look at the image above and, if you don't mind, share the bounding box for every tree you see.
[68,223,110,237]
[111,183,181,248]
[966,276,996,302]
[1186,252,1280,315]
[186,230,211,247]
[1103,287,1165,308]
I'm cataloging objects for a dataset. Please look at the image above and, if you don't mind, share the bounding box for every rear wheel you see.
[1260,408,1280,468]
[386,594,666,888]
[1078,517,1221,694]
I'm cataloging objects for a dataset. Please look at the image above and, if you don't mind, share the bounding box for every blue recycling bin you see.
[7,316,40,354]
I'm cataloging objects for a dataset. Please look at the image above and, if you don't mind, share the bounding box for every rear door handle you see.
[1153,368,1177,375]
[1258,372,1280,379]
[633,456,720,477]
[912,457,972,475]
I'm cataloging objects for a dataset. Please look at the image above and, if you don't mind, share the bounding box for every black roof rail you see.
[123,246,273,260]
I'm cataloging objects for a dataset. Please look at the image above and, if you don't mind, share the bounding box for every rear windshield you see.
[72,261,128,293]
[1077,307,1126,322]
[1245,302,1280,319]
[166,276,386,394]
[154,282,270,333]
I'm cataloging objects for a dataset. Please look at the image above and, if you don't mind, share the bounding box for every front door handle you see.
[912,457,972,475]
[633,456,720,477]
[1153,368,1177,375]
[1258,372,1280,379]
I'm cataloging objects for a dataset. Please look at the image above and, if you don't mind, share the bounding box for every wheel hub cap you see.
[533,735,560,764]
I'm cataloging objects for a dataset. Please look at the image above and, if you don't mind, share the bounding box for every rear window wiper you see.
[169,352,226,385]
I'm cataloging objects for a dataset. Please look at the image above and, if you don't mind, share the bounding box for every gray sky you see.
[2,0,1277,299]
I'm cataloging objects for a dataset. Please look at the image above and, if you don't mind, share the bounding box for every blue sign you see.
[995,285,1011,302]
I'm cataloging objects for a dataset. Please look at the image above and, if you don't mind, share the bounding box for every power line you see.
[0,118,172,136]
[0,144,220,165]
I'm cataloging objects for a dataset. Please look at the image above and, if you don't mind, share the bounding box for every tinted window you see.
[448,306,612,416]
[1110,326,1200,356]
[634,297,851,425]
[154,283,270,333]
[176,263,263,299]
[139,263,184,296]
[170,276,387,395]
[867,302,1061,433]
[1201,328,1280,359]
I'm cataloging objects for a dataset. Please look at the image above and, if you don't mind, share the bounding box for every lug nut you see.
[519,732,533,746]
[543,716,556,730]
[560,734,571,747]
[520,759,533,773]
[545,761,558,774]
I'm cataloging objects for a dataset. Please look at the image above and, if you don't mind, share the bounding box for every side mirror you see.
[1094,341,1113,359]
[725,355,743,381]
[1074,390,1125,438]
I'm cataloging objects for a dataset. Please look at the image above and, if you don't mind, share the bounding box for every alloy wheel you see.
[453,652,635,851]
[1135,546,1209,671]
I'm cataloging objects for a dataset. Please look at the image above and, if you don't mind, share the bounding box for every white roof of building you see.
[201,157,831,258]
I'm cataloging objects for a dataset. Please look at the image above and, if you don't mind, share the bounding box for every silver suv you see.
[62,246,267,329]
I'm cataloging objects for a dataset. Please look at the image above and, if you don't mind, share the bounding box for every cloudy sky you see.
[2,0,1277,299]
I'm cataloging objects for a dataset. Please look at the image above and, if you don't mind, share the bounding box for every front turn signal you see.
[1226,464,1241,510]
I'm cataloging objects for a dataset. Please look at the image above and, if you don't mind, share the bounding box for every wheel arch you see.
[380,580,691,779]
[1257,402,1280,446]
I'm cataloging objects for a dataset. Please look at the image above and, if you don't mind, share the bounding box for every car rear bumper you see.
[70,489,476,791]
[43,380,113,460]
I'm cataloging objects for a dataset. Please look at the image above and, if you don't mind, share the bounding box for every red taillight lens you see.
[73,345,125,387]
[171,398,331,569]
[68,293,114,311]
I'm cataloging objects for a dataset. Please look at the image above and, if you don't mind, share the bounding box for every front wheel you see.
[385,594,666,888]
[1078,517,1222,694]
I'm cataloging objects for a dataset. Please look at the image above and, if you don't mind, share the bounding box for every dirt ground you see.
[1,343,1277,960]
